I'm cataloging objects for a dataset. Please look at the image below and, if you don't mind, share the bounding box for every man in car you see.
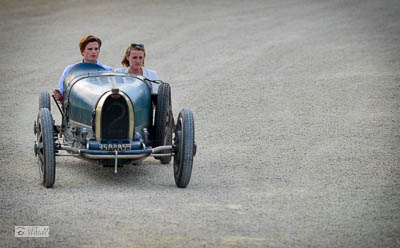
[53,35,112,101]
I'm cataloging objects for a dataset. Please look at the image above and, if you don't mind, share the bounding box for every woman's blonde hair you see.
[121,44,146,67]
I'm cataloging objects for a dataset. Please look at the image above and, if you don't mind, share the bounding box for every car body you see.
[34,63,196,188]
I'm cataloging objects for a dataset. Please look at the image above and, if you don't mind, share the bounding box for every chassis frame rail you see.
[57,145,173,174]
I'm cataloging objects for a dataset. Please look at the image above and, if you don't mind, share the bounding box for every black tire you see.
[154,83,173,164]
[39,91,51,111]
[174,109,195,188]
[36,108,56,188]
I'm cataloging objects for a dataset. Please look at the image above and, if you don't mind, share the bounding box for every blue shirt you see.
[57,61,112,94]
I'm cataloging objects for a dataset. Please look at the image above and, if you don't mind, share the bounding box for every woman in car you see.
[114,43,157,80]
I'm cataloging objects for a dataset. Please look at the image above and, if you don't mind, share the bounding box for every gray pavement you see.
[0,0,399,247]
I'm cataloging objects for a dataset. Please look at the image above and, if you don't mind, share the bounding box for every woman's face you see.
[128,49,145,70]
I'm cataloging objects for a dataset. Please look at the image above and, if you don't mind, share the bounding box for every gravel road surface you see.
[1,0,399,247]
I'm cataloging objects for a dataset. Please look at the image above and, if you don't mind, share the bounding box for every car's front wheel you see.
[173,109,195,188]
[39,91,51,111]
[36,108,56,188]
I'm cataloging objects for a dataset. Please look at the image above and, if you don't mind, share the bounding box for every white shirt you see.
[114,67,158,80]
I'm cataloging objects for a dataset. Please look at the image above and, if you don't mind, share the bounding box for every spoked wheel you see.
[154,83,173,164]
[173,109,195,188]
[39,91,51,110]
[35,108,56,188]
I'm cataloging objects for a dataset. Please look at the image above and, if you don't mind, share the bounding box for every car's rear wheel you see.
[154,83,173,164]
[36,108,56,188]
[173,109,195,188]
[39,91,51,111]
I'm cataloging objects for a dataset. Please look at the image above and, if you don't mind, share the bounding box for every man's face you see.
[81,41,100,63]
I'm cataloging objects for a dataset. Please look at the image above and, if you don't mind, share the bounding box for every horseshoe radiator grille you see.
[101,95,129,139]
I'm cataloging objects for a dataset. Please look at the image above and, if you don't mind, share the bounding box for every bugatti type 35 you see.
[33,63,196,188]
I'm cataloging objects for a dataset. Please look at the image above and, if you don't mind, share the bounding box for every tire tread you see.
[40,108,55,188]
[39,91,51,111]
[174,109,195,188]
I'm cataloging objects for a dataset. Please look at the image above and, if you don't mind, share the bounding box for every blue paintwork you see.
[62,63,152,140]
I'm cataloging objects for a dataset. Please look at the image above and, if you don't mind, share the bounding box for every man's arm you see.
[53,89,62,101]
[54,64,73,101]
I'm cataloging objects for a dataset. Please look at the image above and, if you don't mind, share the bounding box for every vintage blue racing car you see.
[34,63,196,188]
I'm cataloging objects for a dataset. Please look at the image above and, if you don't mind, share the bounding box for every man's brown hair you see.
[79,35,102,52]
